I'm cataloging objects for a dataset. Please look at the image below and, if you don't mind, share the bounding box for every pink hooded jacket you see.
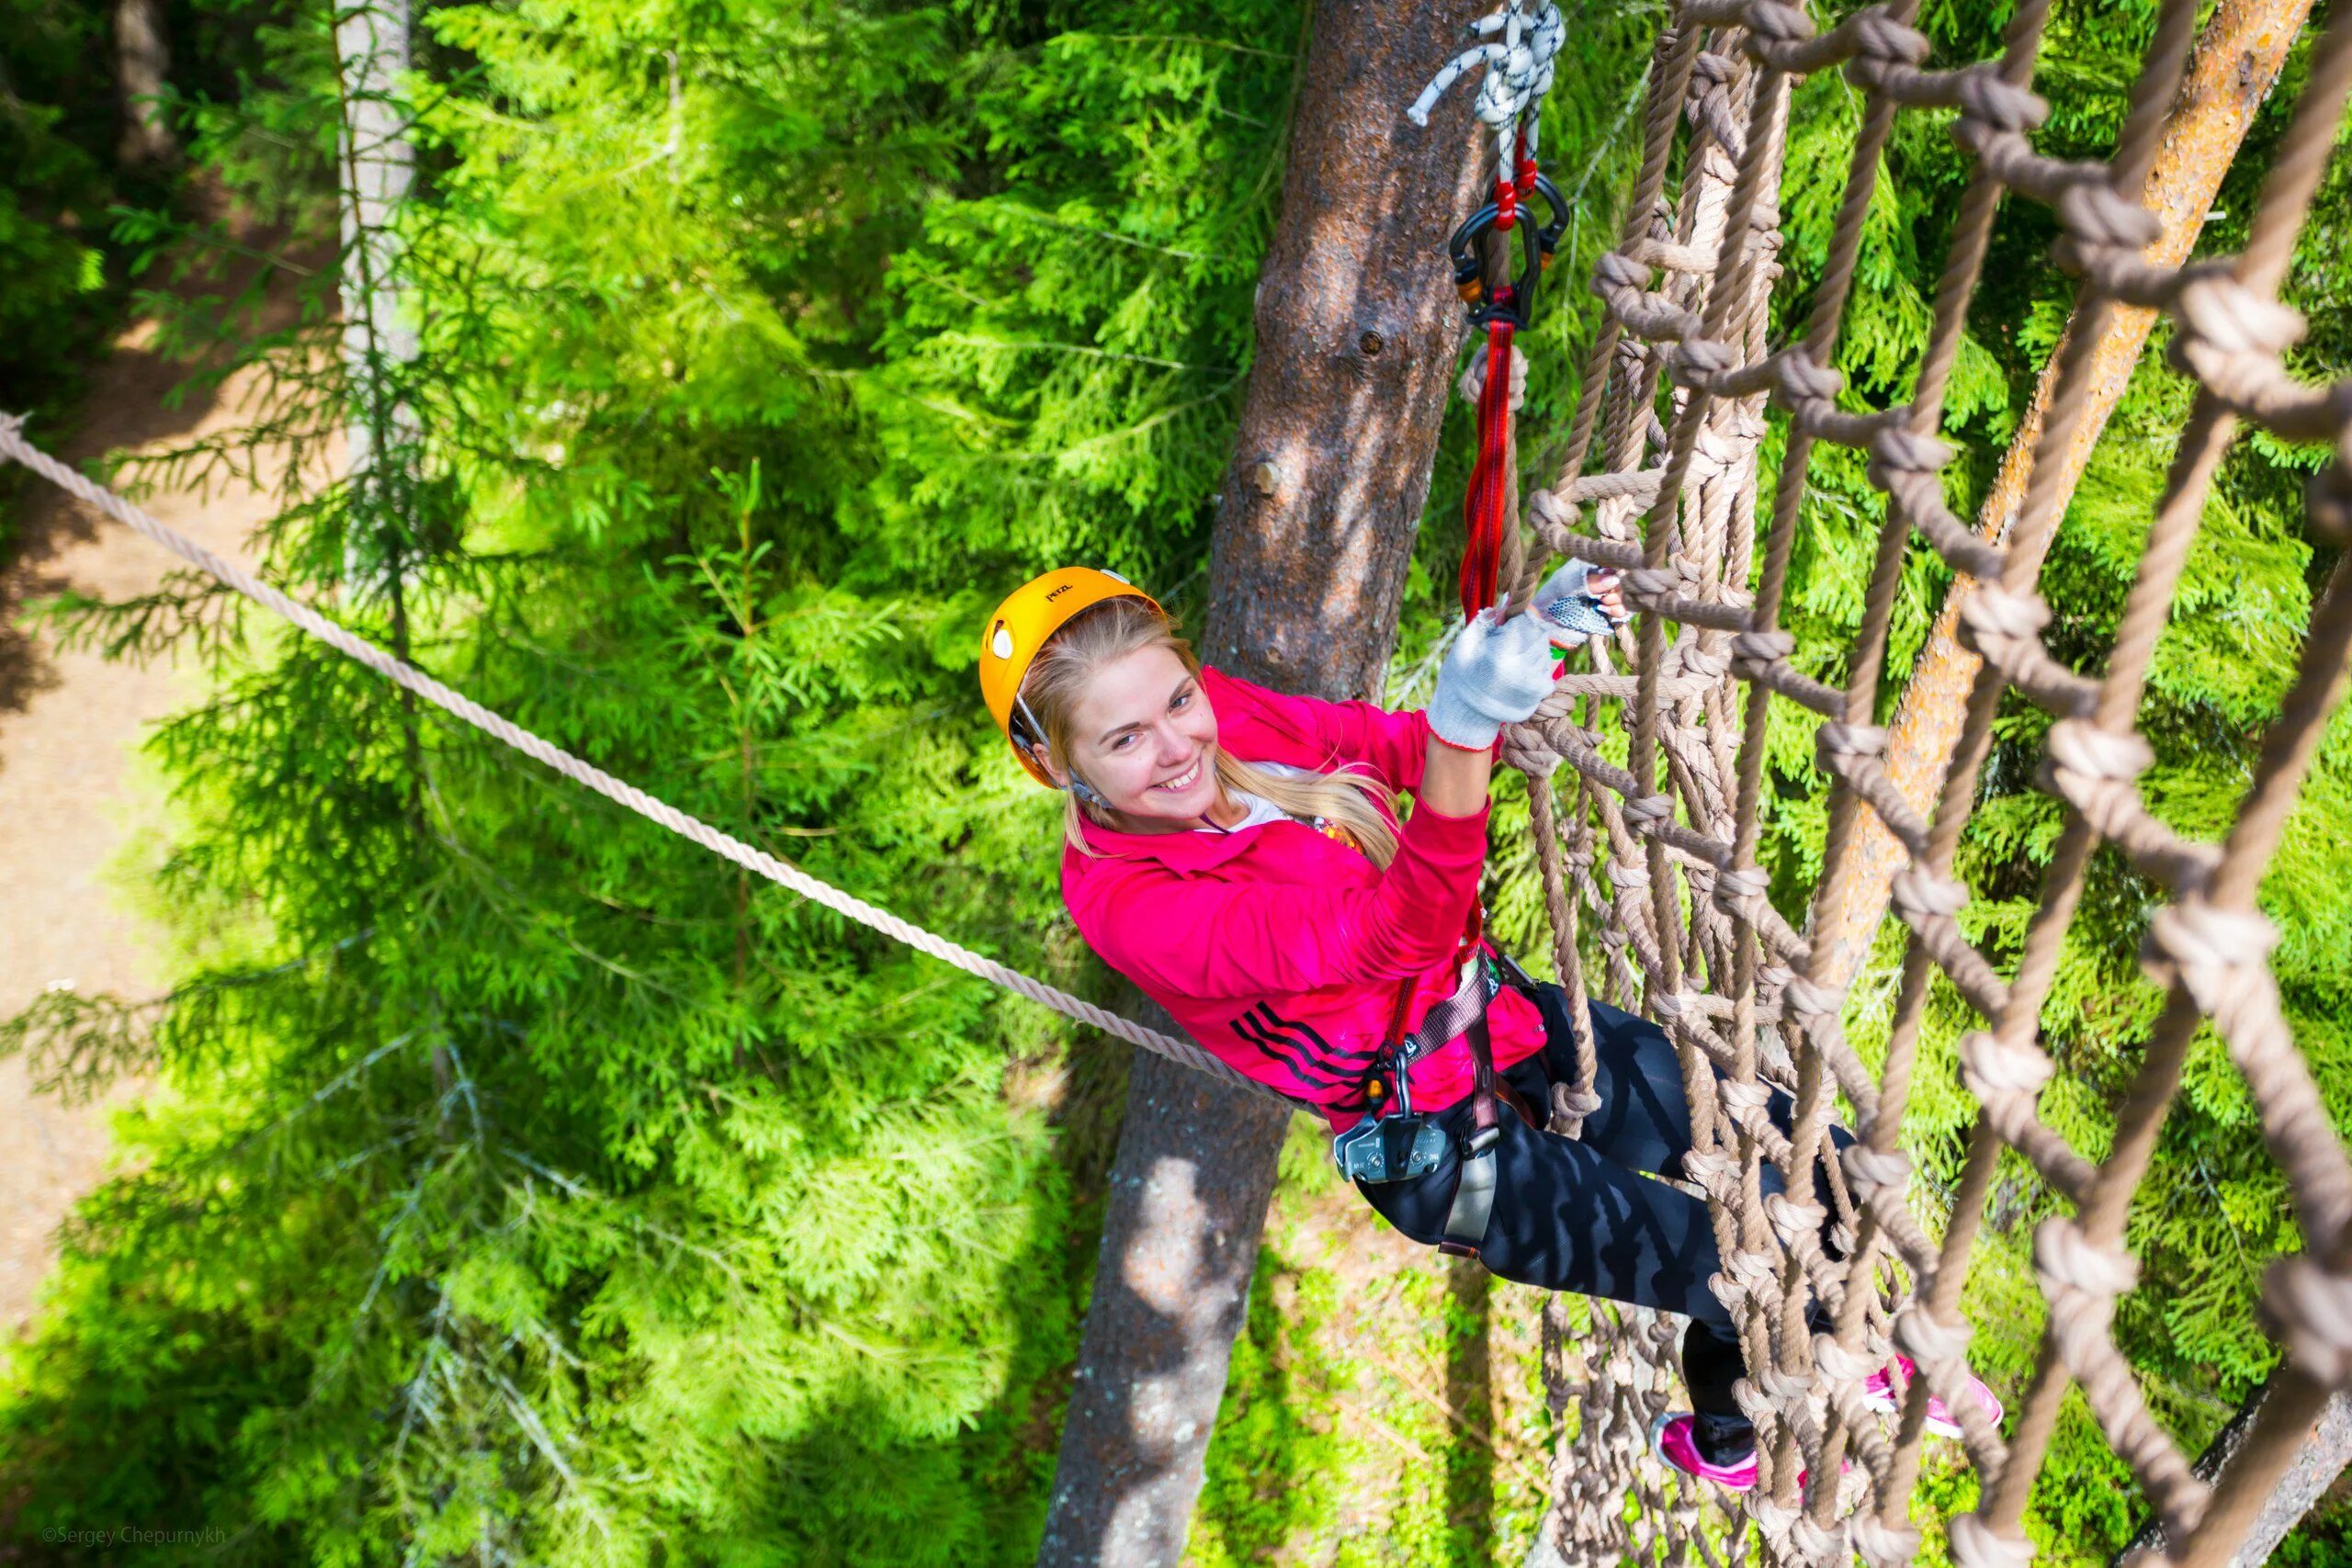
[1060,666,1548,1129]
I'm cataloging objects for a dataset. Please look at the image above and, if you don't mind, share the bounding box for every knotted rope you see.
[1509,4,2352,1565]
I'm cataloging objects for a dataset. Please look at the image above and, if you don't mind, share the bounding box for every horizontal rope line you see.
[0,415,1295,1111]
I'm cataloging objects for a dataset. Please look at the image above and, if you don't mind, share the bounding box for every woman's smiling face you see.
[1051,644,1222,828]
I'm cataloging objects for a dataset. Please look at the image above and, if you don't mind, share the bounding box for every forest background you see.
[2,0,2349,1563]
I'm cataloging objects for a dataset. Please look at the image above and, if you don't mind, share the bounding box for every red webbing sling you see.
[1457,131,1540,622]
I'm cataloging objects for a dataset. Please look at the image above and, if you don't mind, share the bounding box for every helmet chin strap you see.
[1015,691,1109,807]
[1016,690,1223,825]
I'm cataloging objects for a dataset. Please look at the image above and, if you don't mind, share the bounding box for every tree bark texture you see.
[2116,1384,2352,1567]
[113,0,177,166]
[1808,0,2312,992]
[1033,2,1492,1563]
[335,0,420,491]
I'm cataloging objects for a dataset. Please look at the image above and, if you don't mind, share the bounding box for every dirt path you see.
[0,260,324,1337]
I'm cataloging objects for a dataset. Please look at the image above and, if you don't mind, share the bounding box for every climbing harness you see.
[1329,949,1502,1183]
[1328,895,1521,1258]
[1411,0,1566,622]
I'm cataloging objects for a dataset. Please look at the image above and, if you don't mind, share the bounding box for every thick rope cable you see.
[0,413,1292,1109]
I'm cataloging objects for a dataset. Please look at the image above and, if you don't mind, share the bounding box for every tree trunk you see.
[334,0,420,596]
[1808,0,2312,991]
[113,0,177,167]
[2114,1383,2352,1567]
[1033,2,1490,1562]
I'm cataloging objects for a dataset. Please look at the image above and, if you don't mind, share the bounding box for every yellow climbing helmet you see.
[979,567,1164,786]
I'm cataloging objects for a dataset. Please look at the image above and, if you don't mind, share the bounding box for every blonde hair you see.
[1017,596,1400,868]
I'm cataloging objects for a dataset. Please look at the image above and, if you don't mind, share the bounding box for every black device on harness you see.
[1330,951,1514,1258]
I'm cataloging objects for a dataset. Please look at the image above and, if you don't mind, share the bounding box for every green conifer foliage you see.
[0,0,1214,1560]
[0,0,127,462]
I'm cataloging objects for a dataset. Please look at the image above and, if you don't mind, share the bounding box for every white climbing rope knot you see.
[1406,0,1564,143]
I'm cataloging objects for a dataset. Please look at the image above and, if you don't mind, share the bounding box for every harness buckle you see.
[1332,1107,1453,1185]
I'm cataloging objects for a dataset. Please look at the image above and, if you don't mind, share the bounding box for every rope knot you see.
[1621,792,1675,829]
[1592,250,1653,293]
[1852,7,1929,63]
[1843,8,1932,92]
[1947,1516,2034,1568]
[1816,722,1887,766]
[1549,1082,1604,1123]
[1682,1148,1743,1208]
[1503,723,1565,779]
[2265,1256,2352,1386]
[1747,1494,1801,1541]
[1679,641,1733,682]
[1689,48,1737,89]
[1765,1192,1828,1247]
[1525,486,1574,534]
[1843,1143,1910,1195]
[1408,0,1565,132]
[1810,1333,1877,1385]
[1713,866,1770,919]
[1621,566,1679,603]
[1606,856,1652,890]
[1890,866,1969,920]
[1755,1363,1818,1403]
[2035,1217,2140,1303]
[2175,273,2306,357]
[1957,581,2046,648]
[2044,717,2151,782]
[1731,627,1795,675]
[1868,423,1955,478]
[2055,179,2164,254]
[1849,1512,1923,1568]
[1779,973,1839,1022]
[1672,335,1741,382]
[1959,1030,2054,1100]
[1721,1250,1769,1297]
[1740,0,1817,46]
[1951,64,2048,136]
[2139,900,2279,997]
[1790,1515,1848,1567]
[1773,347,1843,405]
[1715,1075,1770,1111]
[1894,1303,1972,1368]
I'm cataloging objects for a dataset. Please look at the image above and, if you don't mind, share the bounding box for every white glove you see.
[1533,558,1624,645]
[1457,343,1527,412]
[1426,607,1557,750]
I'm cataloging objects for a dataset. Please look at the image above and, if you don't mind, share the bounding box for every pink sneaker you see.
[1650,1413,1758,1491]
[1860,1355,2003,1438]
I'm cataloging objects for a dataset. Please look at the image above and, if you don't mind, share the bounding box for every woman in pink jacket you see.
[978,566,1997,1490]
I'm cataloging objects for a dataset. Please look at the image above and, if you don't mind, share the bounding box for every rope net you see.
[1507,3,2352,1565]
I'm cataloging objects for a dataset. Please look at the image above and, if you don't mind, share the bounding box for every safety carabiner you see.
[1447,172,1571,329]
